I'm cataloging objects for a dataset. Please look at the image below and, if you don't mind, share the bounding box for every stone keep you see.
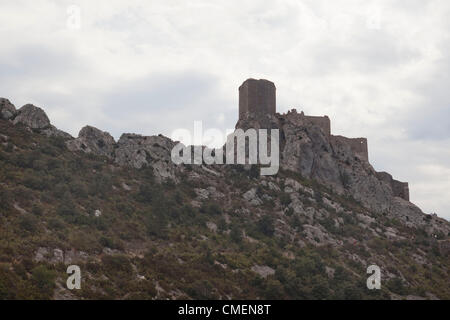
[239,79,276,120]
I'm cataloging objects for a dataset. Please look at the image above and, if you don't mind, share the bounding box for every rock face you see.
[0,98,16,120]
[233,79,434,229]
[63,126,180,181]
[236,109,395,214]
[66,125,116,158]
[9,103,72,139]
[251,265,275,278]
[243,188,263,206]
[115,133,179,181]
[13,104,51,129]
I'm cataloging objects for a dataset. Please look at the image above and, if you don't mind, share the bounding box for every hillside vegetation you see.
[0,118,449,300]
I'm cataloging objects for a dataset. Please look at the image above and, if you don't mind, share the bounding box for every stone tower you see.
[239,79,276,120]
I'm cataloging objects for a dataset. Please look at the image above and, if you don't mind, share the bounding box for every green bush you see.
[186,280,216,299]
[19,214,39,233]
[31,265,56,298]
[230,225,243,243]
[200,202,222,215]
[257,215,275,237]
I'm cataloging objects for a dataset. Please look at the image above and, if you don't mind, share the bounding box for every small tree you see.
[258,215,275,237]
[230,225,243,243]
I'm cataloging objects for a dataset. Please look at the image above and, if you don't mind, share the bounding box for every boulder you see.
[42,125,73,140]
[251,265,275,278]
[115,133,178,181]
[243,188,262,206]
[13,104,51,129]
[66,125,116,158]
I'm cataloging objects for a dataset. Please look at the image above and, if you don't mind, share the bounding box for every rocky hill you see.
[0,94,449,300]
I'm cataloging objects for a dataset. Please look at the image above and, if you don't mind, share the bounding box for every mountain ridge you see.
[0,92,449,300]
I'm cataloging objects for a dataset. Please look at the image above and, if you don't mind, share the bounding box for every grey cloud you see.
[98,71,236,139]
[402,43,450,140]
[306,30,421,75]
[0,44,89,81]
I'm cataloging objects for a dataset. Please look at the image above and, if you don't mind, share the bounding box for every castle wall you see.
[392,180,410,202]
[239,79,276,119]
[332,135,369,162]
[376,171,410,201]
[304,115,331,136]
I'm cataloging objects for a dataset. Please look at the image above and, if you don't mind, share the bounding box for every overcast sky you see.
[1,0,449,220]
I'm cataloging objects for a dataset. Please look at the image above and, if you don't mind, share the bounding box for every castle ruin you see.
[238,78,409,201]
[239,79,276,119]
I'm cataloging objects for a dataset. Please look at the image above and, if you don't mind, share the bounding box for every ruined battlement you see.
[282,109,331,136]
[331,135,369,162]
[239,79,276,120]
[376,172,410,201]
[304,115,331,137]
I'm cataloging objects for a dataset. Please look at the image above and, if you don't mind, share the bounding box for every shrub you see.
[31,204,43,216]
[48,217,65,231]
[257,215,275,237]
[70,181,88,199]
[19,214,39,233]
[135,183,159,204]
[386,278,409,296]
[186,280,216,299]
[31,265,56,298]
[264,279,284,300]
[280,193,291,207]
[0,189,11,210]
[230,225,243,243]
[200,202,222,215]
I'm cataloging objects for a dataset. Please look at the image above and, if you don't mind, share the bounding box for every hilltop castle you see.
[237,78,409,201]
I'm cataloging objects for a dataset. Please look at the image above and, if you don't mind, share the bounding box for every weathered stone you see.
[325,266,335,279]
[34,247,49,262]
[64,249,89,264]
[66,125,115,158]
[251,265,275,278]
[121,182,132,191]
[52,249,64,264]
[195,188,210,200]
[0,98,16,120]
[13,104,51,129]
[239,79,276,120]
[243,188,262,206]
[115,133,178,181]
[206,222,217,233]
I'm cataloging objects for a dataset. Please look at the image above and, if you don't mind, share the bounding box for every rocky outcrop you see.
[0,98,16,120]
[9,103,72,139]
[13,104,51,129]
[115,133,179,181]
[243,188,263,206]
[66,125,116,158]
[234,107,429,224]
[251,265,275,278]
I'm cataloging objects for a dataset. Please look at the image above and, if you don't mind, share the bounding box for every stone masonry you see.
[239,79,276,120]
